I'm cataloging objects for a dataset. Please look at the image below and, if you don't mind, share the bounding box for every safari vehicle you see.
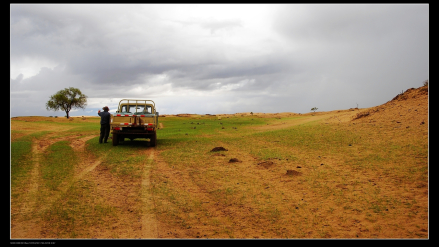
[111,99,158,147]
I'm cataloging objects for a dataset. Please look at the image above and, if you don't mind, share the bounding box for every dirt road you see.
[11,134,158,239]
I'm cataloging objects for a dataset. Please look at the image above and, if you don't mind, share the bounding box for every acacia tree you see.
[311,107,318,113]
[46,87,87,118]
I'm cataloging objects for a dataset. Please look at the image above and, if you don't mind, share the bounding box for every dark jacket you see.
[98,111,111,125]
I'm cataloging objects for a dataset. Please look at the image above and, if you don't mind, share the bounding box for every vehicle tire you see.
[150,132,157,147]
[112,134,118,146]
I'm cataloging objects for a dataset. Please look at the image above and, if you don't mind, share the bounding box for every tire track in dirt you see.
[10,142,43,239]
[11,134,100,239]
[151,150,241,238]
[37,159,102,215]
[36,135,100,214]
[23,143,41,215]
[11,132,66,238]
[69,135,97,151]
[140,148,159,239]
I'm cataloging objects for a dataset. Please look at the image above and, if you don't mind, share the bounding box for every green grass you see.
[11,131,54,196]
[10,139,33,196]
[85,137,148,179]
[41,141,77,190]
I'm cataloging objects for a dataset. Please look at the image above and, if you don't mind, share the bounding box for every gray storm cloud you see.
[10,4,428,117]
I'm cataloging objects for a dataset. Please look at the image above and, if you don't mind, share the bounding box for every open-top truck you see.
[110,99,158,147]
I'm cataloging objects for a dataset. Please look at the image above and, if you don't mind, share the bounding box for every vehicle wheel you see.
[112,134,118,146]
[150,132,157,147]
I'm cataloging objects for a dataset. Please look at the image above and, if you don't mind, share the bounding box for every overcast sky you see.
[10,4,428,117]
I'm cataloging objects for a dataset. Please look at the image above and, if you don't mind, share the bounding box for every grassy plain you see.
[10,86,428,239]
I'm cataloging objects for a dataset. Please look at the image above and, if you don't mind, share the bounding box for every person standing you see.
[98,106,111,143]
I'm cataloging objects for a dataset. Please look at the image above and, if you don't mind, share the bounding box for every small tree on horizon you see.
[311,107,318,113]
[46,87,87,119]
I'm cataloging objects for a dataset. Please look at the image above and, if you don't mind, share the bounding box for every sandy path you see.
[140,148,159,238]
[10,142,42,239]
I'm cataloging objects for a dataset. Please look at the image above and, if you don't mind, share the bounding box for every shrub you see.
[423,80,428,86]
[352,111,370,120]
